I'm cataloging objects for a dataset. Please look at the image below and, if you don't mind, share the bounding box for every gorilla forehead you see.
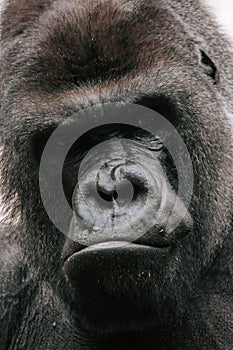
[2,0,233,101]
[2,0,202,93]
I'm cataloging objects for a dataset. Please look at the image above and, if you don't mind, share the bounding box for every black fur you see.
[0,1,233,349]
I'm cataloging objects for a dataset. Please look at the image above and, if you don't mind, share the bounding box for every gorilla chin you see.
[63,241,172,333]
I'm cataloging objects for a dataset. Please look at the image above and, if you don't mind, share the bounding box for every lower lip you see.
[66,241,170,259]
[79,241,132,251]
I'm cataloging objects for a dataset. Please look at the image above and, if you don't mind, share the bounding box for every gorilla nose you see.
[71,158,156,240]
[96,160,148,207]
[70,147,192,245]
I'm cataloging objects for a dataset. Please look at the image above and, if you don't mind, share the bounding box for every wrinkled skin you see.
[0,1,233,349]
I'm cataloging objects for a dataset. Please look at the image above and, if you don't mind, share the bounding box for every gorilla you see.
[0,0,232,349]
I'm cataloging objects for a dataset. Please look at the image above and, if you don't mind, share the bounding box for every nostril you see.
[96,183,115,202]
[113,190,118,201]
[96,167,115,203]
[95,161,149,208]
[131,180,148,202]
[96,176,134,207]
[97,189,113,202]
[73,158,151,231]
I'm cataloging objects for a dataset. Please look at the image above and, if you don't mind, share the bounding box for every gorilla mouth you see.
[63,240,171,282]
[63,241,170,270]
[71,240,170,256]
[62,209,191,263]
[62,232,172,264]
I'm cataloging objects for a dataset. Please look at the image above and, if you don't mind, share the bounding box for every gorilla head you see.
[0,0,232,349]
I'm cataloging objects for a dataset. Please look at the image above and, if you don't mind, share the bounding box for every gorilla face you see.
[0,0,232,349]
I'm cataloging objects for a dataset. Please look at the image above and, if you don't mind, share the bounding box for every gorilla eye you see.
[148,140,164,151]
[134,129,164,152]
[200,50,219,85]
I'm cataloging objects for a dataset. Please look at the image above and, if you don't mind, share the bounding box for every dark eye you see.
[134,130,164,152]
[200,50,219,85]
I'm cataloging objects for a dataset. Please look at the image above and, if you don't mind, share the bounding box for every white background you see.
[206,0,233,38]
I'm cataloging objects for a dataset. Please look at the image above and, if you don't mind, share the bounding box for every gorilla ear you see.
[1,0,51,40]
[200,50,219,85]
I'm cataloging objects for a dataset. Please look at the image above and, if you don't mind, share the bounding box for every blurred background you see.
[206,0,233,39]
